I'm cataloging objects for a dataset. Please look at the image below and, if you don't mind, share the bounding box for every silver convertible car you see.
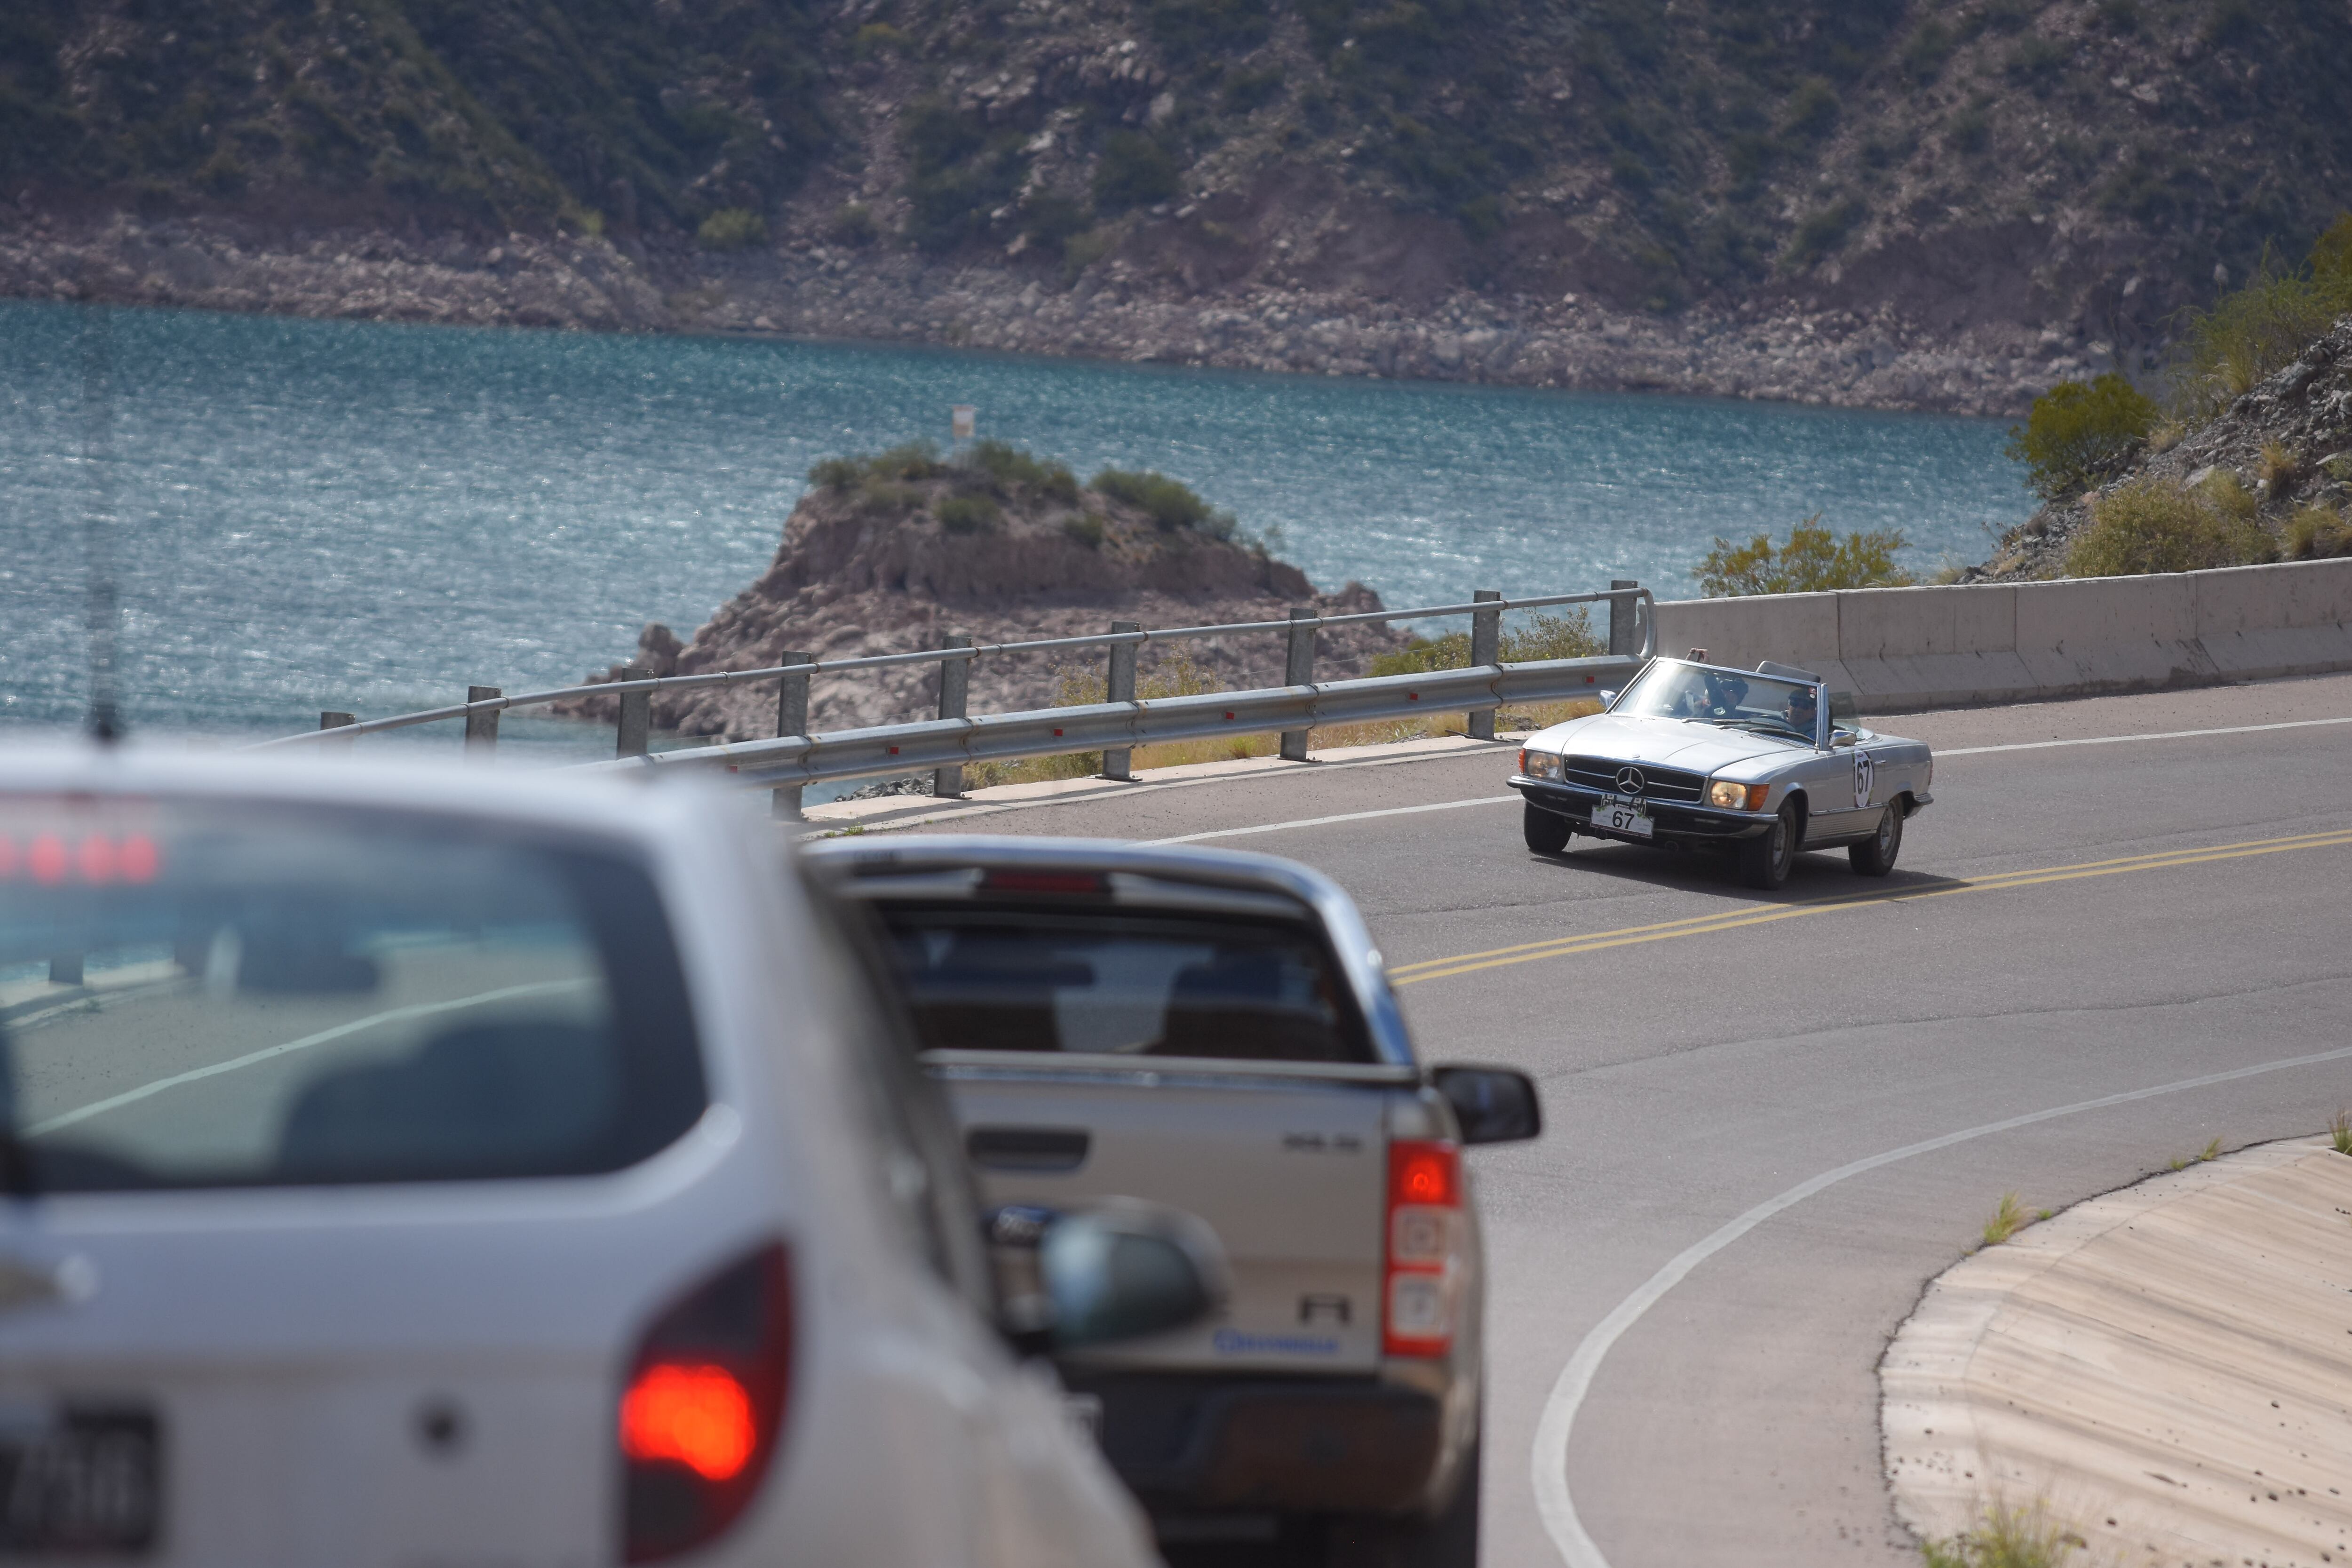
[1508,656,1934,888]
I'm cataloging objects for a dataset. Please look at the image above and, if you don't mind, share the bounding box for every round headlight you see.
[1522,750,1561,780]
[1708,779,1749,809]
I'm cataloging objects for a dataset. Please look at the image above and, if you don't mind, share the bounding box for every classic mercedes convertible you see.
[1508,656,1934,889]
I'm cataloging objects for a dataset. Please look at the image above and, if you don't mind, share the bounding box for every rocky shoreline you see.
[0,206,2084,418]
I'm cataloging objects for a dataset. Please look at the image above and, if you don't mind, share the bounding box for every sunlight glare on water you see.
[0,299,2031,752]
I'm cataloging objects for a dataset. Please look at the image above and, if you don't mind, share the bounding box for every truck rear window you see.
[869,905,1375,1063]
[0,797,706,1193]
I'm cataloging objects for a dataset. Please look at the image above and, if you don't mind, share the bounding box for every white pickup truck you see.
[809,835,1542,1567]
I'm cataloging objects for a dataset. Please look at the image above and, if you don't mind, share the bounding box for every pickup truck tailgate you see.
[938,1059,1392,1374]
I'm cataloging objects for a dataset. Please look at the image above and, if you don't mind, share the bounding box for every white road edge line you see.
[1531,1039,2352,1568]
[1150,715,2352,845]
[1939,713,2352,757]
[26,979,586,1137]
[1147,796,1513,844]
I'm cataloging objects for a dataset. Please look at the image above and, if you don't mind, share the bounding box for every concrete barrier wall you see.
[1648,557,2352,713]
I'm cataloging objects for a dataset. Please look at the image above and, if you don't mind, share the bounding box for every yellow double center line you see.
[1387,826,2352,987]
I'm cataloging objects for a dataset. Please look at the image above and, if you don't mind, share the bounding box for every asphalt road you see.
[905,672,2352,1568]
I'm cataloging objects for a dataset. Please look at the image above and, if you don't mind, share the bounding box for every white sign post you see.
[950,405,977,441]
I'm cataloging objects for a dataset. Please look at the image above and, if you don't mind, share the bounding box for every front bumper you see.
[1510,775,1776,844]
[1063,1371,1443,1514]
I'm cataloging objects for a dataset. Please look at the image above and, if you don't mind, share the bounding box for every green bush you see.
[830,203,878,246]
[2065,474,2271,576]
[2003,373,2158,501]
[1784,199,1864,270]
[1094,131,1179,212]
[696,207,767,251]
[1696,516,1916,596]
[1947,103,1991,154]
[2285,503,2352,560]
[2168,216,2352,421]
[1223,65,1286,113]
[1370,609,1603,677]
[849,22,913,58]
[1090,468,1235,538]
[969,440,1080,501]
[1782,77,1839,139]
[809,456,862,490]
[1062,513,1107,549]
[935,493,1002,534]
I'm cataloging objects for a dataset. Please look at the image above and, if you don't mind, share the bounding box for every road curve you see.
[887,672,2352,1568]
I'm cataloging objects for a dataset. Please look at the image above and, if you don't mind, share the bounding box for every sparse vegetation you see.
[2329,1109,2352,1155]
[1090,468,1236,539]
[1370,608,1603,677]
[695,207,768,252]
[2065,472,2271,577]
[1980,1192,2029,1248]
[935,494,1001,534]
[2005,374,2159,501]
[1092,130,1180,213]
[829,203,879,246]
[2166,216,2352,423]
[1696,516,1915,596]
[1921,1498,2088,1568]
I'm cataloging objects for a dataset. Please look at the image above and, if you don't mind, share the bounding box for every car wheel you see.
[1522,802,1573,856]
[1737,802,1798,890]
[1323,1439,1480,1568]
[1848,802,1903,876]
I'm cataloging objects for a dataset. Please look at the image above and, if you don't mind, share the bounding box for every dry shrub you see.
[2285,503,2352,559]
[2066,474,2271,577]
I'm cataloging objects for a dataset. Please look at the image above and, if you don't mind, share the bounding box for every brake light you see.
[1383,1139,1464,1358]
[620,1242,793,1564]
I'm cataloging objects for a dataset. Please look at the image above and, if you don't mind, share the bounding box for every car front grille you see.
[1561,756,1707,804]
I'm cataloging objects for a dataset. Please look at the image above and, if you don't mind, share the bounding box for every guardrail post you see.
[1279,607,1317,762]
[1609,580,1640,658]
[464,686,501,756]
[615,665,652,758]
[1102,621,1139,781]
[935,634,972,797]
[319,711,355,752]
[772,651,812,820]
[1466,588,1502,741]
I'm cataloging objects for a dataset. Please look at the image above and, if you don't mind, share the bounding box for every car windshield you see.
[0,796,706,1193]
[867,904,1375,1064]
[1615,662,1819,742]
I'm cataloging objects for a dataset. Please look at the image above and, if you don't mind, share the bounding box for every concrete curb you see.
[1653,558,2352,715]
[1882,1135,2352,1567]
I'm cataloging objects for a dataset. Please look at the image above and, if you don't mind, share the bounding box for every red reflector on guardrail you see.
[981,869,1111,896]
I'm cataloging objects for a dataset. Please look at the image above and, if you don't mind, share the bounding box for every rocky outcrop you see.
[556,470,1405,741]
[1969,316,2352,580]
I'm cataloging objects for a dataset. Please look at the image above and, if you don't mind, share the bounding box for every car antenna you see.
[80,305,122,744]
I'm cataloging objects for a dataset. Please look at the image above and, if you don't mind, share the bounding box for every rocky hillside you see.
[556,445,1402,739]
[8,1,2348,413]
[1971,313,2352,578]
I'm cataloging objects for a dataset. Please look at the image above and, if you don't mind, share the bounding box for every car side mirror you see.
[1430,1065,1542,1145]
[1597,689,1618,708]
[986,1202,1226,1354]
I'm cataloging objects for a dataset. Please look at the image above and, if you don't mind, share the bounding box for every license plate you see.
[1594,798,1653,838]
[0,1408,160,1556]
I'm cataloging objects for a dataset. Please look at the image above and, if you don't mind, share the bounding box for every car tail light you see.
[621,1242,794,1563]
[1383,1140,1464,1358]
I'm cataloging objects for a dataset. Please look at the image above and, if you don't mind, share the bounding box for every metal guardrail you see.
[258,581,1653,804]
[589,652,1647,790]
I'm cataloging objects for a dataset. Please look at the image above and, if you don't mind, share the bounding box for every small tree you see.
[1696,516,1915,597]
[2003,374,2157,501]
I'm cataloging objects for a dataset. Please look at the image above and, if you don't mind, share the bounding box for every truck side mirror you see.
[986,1202,1227,1354]
[1430,1065,1542,1145]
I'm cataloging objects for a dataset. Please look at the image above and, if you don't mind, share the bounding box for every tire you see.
[1324,1440,1480,1568]
[1522,802,1573,855]
[1737,802,1798,890]
[1848,802,1903,876]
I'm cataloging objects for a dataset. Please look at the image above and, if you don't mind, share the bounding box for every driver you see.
[1676,670,1718,719]
[1782,685,1820,734]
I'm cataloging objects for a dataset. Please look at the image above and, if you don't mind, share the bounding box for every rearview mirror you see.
[1597,689,1619,708]
[986,1201,1226,1354]
[1430,1065,1542,1145]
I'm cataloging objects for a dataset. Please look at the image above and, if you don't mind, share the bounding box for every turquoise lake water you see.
[0,298,2034,754]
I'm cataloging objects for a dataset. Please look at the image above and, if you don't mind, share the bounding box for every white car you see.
[0,748,1198,1568]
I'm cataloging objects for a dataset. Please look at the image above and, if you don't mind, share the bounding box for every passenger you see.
[1782,686,1820,735]
[1677,673,1718,719]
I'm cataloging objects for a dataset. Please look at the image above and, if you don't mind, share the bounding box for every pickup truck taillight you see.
[1383,1140,1464,1357]
[620,1242,794,1563]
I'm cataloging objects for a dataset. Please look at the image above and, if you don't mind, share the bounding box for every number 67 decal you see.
[1853,750,1875,809]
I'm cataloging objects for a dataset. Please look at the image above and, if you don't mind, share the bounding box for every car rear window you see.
[0,796,706,1193]
[868,903,1375,1064]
